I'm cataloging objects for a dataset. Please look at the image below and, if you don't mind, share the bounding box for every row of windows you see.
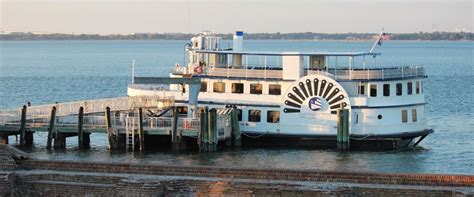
[235,109,280,123]
[358,81,423,97]
[182,105,418,125]
[402,109,417,123]
[201,81,282,95]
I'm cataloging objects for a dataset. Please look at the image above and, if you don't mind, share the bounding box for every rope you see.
[350,134,372,140]
[241,131,268,139]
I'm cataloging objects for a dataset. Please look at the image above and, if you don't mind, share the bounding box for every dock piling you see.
[46,107,57,149]
[77,106,90,149]
[337,108,350,150]
[19,105,27,146]
[105,106,117,150]
[208,108,217,151]
[199,107,209,152]
[78,107,84,148]
[231,108,241,147]
[138,108,145,151]
[171,107,187,151]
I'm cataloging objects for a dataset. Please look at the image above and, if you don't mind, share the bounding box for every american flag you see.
[377,32,390,46]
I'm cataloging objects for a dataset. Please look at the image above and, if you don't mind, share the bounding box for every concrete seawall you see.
[1,145,473,196]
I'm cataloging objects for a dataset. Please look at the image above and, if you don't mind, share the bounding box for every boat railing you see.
[173,64,425,81]
[324,65,426,80]
[205,66,283,79]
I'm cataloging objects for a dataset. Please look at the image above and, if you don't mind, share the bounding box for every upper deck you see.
[176,31,426,81]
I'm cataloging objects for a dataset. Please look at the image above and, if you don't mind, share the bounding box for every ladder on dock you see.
[125,116,135,151]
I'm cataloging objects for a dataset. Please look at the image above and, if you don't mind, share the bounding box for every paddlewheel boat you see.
[128,31,433,149]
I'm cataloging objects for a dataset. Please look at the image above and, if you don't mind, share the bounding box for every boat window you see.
[200,82,207,92]
[416,81,420,94]
[383,84,390,97]
[412,109,417,122]
[396,83,402,96]
[407,82,413,95]
[268,84,281,95]
[358,84,365,95]
[248,110,261,122]
[267,111,280,123]
[250,84,263,94]
[218,55,227,64]
[231,83,244,94]
[177,106,188,115]
[213,82,225,93]
[421,81,423,93]
[402,110,408,123]
[237,109,242,121]
[370,84,377,97]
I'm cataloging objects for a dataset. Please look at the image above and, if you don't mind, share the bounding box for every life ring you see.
[194,66,203,74]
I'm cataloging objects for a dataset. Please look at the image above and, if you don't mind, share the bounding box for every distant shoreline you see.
[1,32,472,41]
[1,39,472,42]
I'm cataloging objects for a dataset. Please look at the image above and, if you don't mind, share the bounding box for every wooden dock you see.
[0,95,241,151]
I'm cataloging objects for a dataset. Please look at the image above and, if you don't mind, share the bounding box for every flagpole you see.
[369,28,385,53]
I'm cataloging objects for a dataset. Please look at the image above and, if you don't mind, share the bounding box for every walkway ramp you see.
[0,96,175,128]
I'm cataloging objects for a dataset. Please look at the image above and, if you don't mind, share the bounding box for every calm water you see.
[0,40,473,175]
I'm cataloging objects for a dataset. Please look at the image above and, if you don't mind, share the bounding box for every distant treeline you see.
[1,31,472,41]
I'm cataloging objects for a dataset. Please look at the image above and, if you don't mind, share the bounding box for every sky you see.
[1,0,472,34]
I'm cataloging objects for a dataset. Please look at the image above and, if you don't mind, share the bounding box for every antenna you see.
[369,28,385,53]
[132,60,135,84]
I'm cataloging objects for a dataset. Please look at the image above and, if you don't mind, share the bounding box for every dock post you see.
[138,108,145,151]
[105,106,115,150]
[171,107,182,151]
[231,108,241,147]
[78,107,89,149]
[171,107,179,151]
[19,105,27,146]
[199,107,209,152]
[337,108,350,150]
[46,107,56,149]
[342,109,350,149]
[208,108,217,151]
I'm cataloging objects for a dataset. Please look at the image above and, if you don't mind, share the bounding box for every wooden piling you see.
[138,108,145,151]
[78,107,84,149]
[231,108,241,147]
[342,109,350,147]
[46,106,56,149]
[171,108,186,151]
[172,107,178,143]
[337,108,350,150]
[208,108,217,151]
[19,105,27,146]
[199,107,209,152]
[105,106,114,150]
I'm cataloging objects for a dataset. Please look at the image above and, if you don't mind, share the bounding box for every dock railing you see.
[0,96,176,129]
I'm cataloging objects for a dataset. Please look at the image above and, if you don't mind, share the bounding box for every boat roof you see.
[194,50,381,57]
